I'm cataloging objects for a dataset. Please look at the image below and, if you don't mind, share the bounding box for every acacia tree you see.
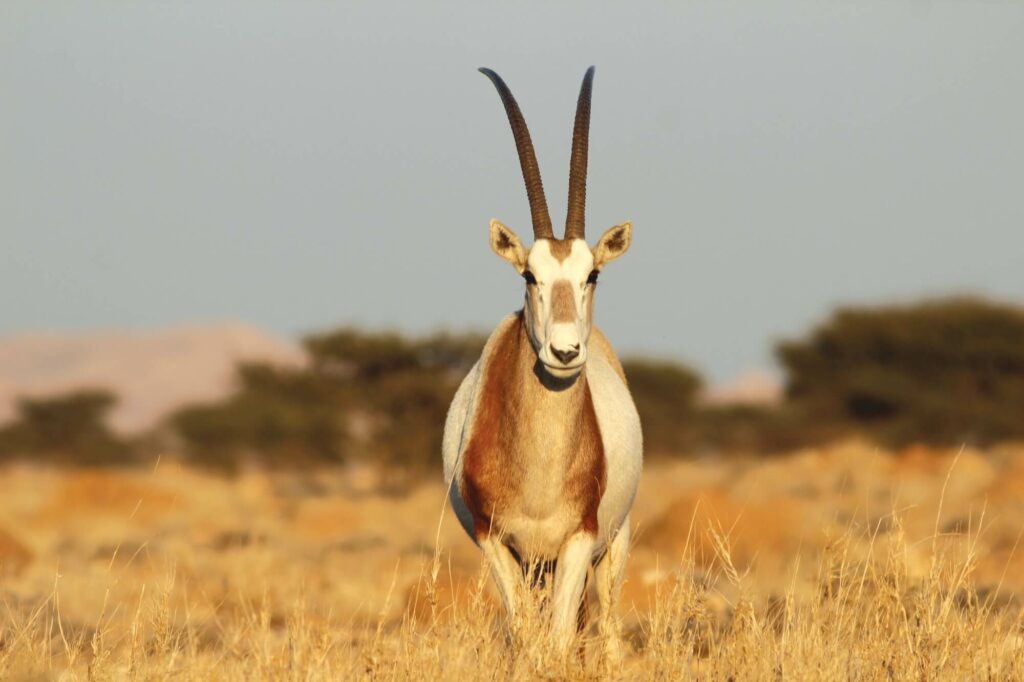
[172,326,713,471]
[777,297,1024,446]
[173,329,487,475]
[0,389,131,464]
[302,329,485,479]
[620,359,703,454]
[173,363,347,470]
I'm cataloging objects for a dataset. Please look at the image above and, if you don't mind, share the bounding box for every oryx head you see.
[481,66,632,379]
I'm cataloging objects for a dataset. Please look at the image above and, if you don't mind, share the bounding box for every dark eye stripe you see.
[523,270,537,285]
[586,270,599,285]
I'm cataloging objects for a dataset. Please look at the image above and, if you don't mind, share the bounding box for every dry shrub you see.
[2,455,1024,680]
[40,468,181,524]
[290,497,364,540]
[893,443,995,480]
[641,487,810,567]
[0,524,32,574]
[984,451,1024,505]
[402,565,494,626]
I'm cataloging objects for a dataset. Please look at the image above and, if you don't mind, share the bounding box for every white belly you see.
[442,359,481,540]
[588,350,643,543]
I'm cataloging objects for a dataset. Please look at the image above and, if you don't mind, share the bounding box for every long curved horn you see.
[479,68,554,240]
[565,66,595,240]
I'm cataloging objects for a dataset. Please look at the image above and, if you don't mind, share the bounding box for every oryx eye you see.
[586,270,599,285]
[523,270,537,285]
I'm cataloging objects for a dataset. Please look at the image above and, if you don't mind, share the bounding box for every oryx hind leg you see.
[594,519,630,664]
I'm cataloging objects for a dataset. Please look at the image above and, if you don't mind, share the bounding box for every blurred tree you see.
[173,363,346,471]
[173,329,488,477]
[303,329,484,379]
[173,327,715,472]
[306,329,486,481]
[0,389,131,465]
[622,358,703,454]
[777,297,1024,447]
[695,404,830,454]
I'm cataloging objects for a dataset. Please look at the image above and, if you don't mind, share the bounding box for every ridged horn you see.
[479,68,554,240]
[565,66,595,240]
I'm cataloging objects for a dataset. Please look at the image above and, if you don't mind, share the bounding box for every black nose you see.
[550,344,580,365]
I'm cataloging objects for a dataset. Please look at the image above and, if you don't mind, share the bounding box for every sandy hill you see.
[0,322,776,434]
[701,369,782,406]
[0,323,305,434]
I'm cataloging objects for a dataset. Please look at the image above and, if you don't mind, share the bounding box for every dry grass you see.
[2,440,1024,680]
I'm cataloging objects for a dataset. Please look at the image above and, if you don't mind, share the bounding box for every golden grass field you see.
[2,440,1024,680]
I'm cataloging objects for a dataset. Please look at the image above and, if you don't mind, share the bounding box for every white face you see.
[523,239,597,378]
[488,219,633,380]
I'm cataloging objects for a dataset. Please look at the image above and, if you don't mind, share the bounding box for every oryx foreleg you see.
[550,531,596,650]
[479,534,524,619]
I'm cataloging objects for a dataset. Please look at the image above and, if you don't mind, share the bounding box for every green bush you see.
[0,389,132,465]
[621,358,703,454]
[694,404,835,454]
[173,330,487,474]
[303,329,485,476]
[173,363,347,471]
[172,327,713,470]
[777,297,1024,447]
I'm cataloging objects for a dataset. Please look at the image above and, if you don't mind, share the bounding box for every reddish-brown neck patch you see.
[460,313,606,541]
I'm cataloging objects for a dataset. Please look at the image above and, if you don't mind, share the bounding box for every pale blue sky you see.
[2,2,1022,381]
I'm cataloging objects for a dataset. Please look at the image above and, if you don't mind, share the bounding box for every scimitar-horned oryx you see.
[442,66,642,654]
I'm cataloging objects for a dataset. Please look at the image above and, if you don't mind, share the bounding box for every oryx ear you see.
[489,219,528,272]
[593,222,632,267]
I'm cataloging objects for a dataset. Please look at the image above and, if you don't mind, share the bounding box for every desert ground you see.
[2,440,1023,680]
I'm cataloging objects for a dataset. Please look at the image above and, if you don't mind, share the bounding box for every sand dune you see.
[0,323,305,433]
[701,368,782,406]
[0,322,778,437]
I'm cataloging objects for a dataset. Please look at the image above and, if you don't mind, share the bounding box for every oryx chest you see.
[453,314,608,561]
[459,395,606,561]
[488,445,583,559]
